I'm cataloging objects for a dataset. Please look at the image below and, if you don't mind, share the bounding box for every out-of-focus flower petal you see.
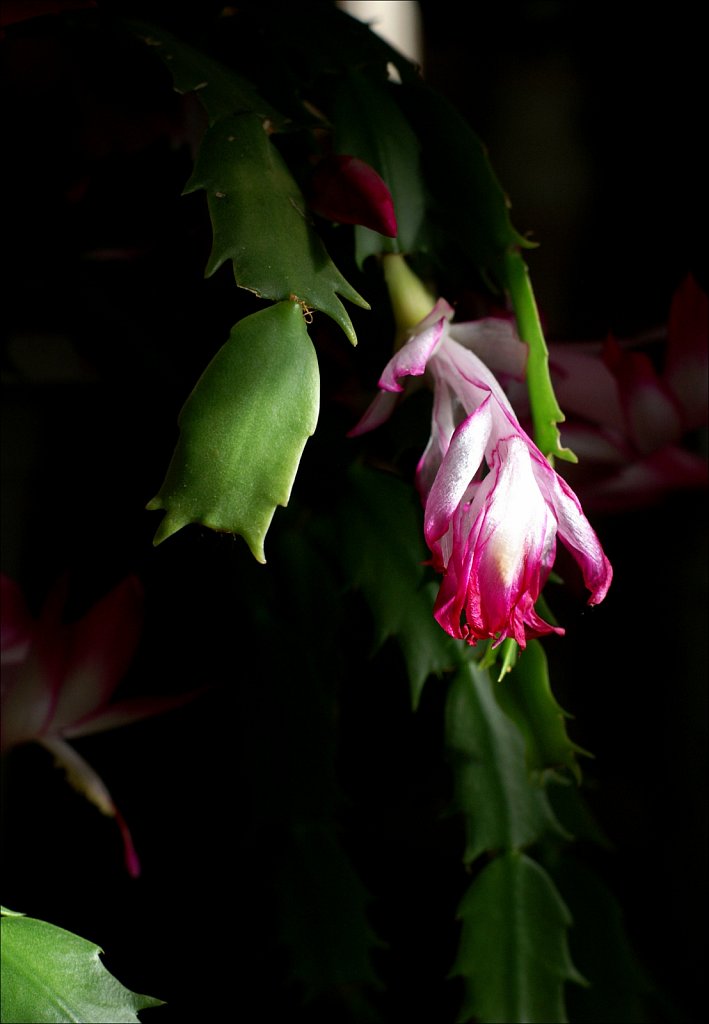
[39,735,141,877]
[548,344,625,431]
[64,688,206,739]
[1,572,198,875]
[603,335,683,454]
[572,444,709,513]
[449,317,529,380]
[557,422,630,466]
[1,643,55,751]
[50,576,144,733]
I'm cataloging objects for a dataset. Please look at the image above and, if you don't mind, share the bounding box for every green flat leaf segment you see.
[494,639,590,782]
[276,823,383,1002]
[403,79,531,284]
[126,20,283,125]
[185,113,367,344]
[334,71,426,268]
[452,852,584,1024]
[148,301,319,561]
[1,910,162,1024]
[444,662,566,865]
[340,464,460,708]
[128,21,367,344]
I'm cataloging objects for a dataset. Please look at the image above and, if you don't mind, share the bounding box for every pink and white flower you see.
[350,299,613,648]
[1,573,196,876]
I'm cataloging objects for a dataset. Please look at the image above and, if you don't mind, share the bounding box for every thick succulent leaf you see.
[276,824,383,1005]
[401,79,531,285]
[340,463,460,708]
[185,112,368,343]
[445,662,566,865]
[553,861,652,1023]
[147,301,319,561]
[126,20,284,125]
[452,853,585,1024]
[333,71,426,267]
[493,639,590,782]
[128,22,368,344]
[0,908,162,1024]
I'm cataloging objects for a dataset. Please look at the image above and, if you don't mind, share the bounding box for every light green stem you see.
[504,249,576,464]
[382,253,436,342]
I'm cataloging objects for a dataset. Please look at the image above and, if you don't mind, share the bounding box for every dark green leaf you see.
[0,908,162,1024]
[128,22,368,343]
[333,72,426,266]
[148,301,319,561]
[401,80,532,287]
[445,663,566,865]
[185,113,368,343]
[553,861,653,1024]
[494,639,590,782]
[396,82,574,461]
[340,463,460,708]
[126,20,285,125]
[276,824,383,1005]
[452,853,585,1024]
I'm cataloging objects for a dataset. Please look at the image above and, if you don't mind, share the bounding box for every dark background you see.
[1,2,706,1022]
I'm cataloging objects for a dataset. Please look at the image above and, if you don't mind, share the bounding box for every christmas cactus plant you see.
[1,2,705,1022]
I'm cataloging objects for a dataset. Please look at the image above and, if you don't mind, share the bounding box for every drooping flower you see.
[350,297,613,648]
[1,573,197,876]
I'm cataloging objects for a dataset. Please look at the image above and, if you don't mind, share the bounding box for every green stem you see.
[381,253,436,343]
[504,249,576,464]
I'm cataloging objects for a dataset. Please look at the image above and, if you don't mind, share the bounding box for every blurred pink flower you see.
[1,573,194,876]
[350,299,612,648]
[545,275,708,511]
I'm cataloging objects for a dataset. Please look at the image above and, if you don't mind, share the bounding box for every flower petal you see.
[415,378,457,499]
[464,437,560,646]
[547,343,625,431]
[50,576,144,733]
[432,437,562,648]
[39,735,141,877]
[530,451,613,605]
[603,335,683,454]
[449,316,528,380]
[63,688,205,739]
[347,389,400,437]
[378,315,447,392]
[423,398,492,549]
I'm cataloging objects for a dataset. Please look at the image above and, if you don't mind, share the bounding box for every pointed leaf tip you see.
[147,302,319,560]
